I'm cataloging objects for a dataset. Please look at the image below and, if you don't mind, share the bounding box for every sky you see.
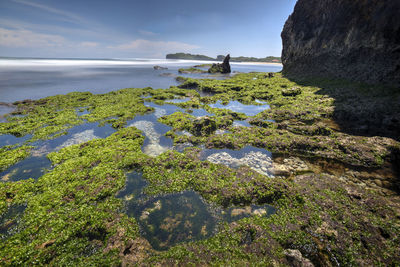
[0,0,297,59]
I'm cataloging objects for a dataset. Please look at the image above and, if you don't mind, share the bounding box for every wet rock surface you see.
[284,249,314,267]
[130,120,169,157]
[271,157,310,176]
[207,151,274,177]
[192,116,217,136]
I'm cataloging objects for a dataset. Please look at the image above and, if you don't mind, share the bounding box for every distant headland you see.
[166,53,281,63]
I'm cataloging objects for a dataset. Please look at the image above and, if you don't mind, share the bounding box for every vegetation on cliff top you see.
[166,53,281,63]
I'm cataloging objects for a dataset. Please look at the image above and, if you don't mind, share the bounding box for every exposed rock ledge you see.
[281,0,400,86]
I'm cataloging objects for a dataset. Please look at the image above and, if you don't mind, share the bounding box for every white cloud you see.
[11,0,87,24]
[109,39,200,53]
[0,27,66,47]
[138,30,157,36]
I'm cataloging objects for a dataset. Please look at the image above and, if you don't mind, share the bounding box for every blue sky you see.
[0,0,297,58]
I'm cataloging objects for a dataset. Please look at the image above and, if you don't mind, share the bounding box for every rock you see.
[281,0,400,86]
[282,86,301,97]
[315,221,338,239]
[153,65,168,70]
[284,249,314,267]
[208,54,231,74]
[192,116,217,136]
[231,206,252,217]
[159,72,176,77]
[271,165,291,176]
[206,150,274,177]
[272,157,310,176]
[252,208,267,216]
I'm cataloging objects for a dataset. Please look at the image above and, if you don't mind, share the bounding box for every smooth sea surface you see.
[0,57,282,103]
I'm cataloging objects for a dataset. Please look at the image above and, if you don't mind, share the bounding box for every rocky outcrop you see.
[192,116,217,136]
[281,0,400,86]
[208,54,231,74]
[153,65,168,70]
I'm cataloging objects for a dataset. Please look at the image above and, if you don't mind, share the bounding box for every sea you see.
[0,57,282,103]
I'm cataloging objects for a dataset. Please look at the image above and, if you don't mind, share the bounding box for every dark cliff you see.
[281,0,400,86]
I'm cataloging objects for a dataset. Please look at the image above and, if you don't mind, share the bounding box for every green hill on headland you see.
[166,53,215,61]
[166,53,281,63]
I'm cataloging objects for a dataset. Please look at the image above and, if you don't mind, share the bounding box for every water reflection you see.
[0,156,51,182]
[0,122,116,182]
[118,171,275,250]
[0,134,32,148]
[210,100,270,116]
[0,204,26,239]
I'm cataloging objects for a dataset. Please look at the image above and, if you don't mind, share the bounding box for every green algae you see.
[145,174,400,266]
[142,148,286,207]
[0,127,148,265]
[0,72,399,265]
[169,73,397,167]
[178,67,208,74]
[0,145,32,173]
[0,87,196,142]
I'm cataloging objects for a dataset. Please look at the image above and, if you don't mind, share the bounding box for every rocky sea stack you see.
[208,54,231,74]
[281,0,400,86]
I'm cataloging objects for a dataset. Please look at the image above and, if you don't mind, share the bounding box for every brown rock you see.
[284,249,314,267]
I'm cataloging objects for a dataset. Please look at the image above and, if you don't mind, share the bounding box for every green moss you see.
[178,67,207,74]
[0,72,399,265]
[0,127,148,265]
[143,149,286,206]
[0,87,196,142]
[0,145,32,172]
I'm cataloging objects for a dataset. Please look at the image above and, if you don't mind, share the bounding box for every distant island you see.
[166,53,215,61]
[166,53,281,63]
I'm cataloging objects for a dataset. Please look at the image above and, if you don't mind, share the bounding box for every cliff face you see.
[281,0,400,86]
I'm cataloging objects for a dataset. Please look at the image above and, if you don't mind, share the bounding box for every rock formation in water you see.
[281,0,400,86]
[153,65,168,70]
[208,54,231,74]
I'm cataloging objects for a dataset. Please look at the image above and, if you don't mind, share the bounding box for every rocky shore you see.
[1,1,400,262]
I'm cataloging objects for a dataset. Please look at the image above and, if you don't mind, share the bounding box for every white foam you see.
[0,58,217,68]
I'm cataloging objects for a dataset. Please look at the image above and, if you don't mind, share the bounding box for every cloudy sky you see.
[0,0,297,59]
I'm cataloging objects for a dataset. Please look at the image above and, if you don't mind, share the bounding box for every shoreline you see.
[232,61,282,66]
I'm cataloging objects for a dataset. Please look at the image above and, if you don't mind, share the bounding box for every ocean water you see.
[0,57,282,103]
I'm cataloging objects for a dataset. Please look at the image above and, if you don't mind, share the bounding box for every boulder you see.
[284,249,314,267]
[191,116,217,136]
[265,72,274,78]
[208,54,231,74]
[282,86,302,97]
